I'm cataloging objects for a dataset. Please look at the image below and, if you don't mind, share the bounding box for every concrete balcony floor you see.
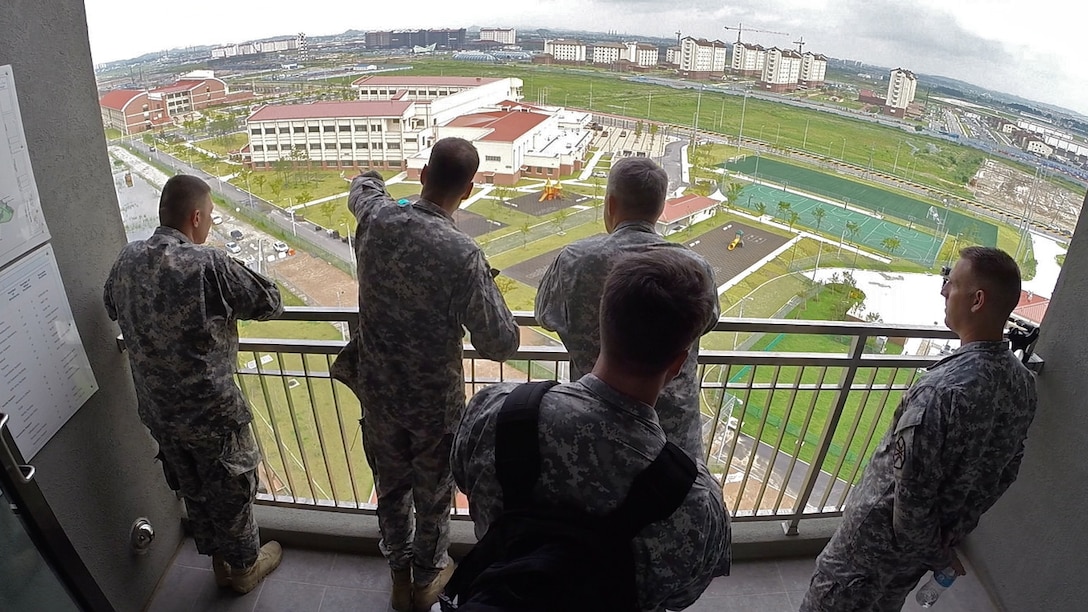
[148,539,998,612]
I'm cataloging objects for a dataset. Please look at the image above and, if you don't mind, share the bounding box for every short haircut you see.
[600,249,716,376]
[425,137,480,194]
[606,157,669,220]
[158,174,211,228]
[959,246,1022,317]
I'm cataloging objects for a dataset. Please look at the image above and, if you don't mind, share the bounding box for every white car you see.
[211,212,224,225]
[225,242,242,254]
[272,241,290,253]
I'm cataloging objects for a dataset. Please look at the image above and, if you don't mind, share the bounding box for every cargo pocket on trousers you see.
[219,426,261,477]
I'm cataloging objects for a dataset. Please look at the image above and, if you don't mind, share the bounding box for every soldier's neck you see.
[419,189,460,215]
[592,358,665,408]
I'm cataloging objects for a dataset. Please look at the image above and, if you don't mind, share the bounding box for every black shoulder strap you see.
[608,442,698,540]
[495,381,559,511]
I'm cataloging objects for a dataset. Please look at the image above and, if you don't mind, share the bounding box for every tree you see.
[776,201,791,219]
[520,222,532,246]
[845,221,861,267]
[881,236,901,255]
[553,208,571,233]
[319,199,337,226]
[494,275,518,298]
[788,211,800,231]
[725,182,743,209]
[812,206,827,233]
[253,174,266,194]
[269,178,283,201]
[755,202,767,217]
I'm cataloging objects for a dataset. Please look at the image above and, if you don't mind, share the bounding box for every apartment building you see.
[365,29,466,50]
[543,39,587,63]
[679,37,729,78]
[479,28,516,45]
[761,48,803,92]
[799,52,828,88]
[243,101,419,171]
[625,42,660,68]
[664,46,681,66]
[592,42,625,65]
[731,42,767,76]
[210,36,300,59]
[407,103,593,185]
[885,68,918,116]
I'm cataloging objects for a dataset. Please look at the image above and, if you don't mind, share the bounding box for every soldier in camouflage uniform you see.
[454,250,731,612]
[801,246,1038,612]
[103,175,284,594]
[535,157,719,458]
[341,138,519,612]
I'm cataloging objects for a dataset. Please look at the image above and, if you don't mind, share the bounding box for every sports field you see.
[738,184,943,265]
[725,156,998,247]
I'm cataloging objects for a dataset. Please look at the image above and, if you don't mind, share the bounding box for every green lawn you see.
[195,132,249,157]
[105,127,123,141]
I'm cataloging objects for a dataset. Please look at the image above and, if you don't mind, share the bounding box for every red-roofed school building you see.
[657,194,718,235]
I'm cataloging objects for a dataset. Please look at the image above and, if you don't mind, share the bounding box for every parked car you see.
[225,242,242,254]
[229,229,244,240]
[272,241,289,253]
[211,212,223,225]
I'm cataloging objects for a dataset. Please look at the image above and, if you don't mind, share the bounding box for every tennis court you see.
[738,184,944,265]
[724,156,997,248]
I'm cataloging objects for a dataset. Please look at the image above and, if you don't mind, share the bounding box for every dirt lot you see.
[268,250,358,308]
[970,159,1082,233]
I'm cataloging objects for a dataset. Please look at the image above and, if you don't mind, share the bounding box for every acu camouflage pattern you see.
[535,220,720,458]
[343,172,519,581]
[453,375,732,612]
[801,340,1037,612]
[153,426,262,569]
[103,225,282,569]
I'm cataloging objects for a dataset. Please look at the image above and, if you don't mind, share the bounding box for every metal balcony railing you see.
[235,307,958,535]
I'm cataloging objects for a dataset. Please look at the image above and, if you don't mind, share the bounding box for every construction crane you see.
[675,30,682,46]
[793,36,806,54]
[723,23,790,45]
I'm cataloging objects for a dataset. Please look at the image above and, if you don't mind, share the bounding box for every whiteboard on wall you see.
[0,65,50,269]
[0,245,99,460]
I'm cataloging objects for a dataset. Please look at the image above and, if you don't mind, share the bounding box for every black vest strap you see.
[495,381,559,511]
[608,442,697,540]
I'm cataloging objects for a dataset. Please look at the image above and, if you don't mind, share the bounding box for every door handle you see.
[0,413,35,484]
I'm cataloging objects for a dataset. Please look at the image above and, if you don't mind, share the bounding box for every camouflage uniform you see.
[801,340,1037,612]
[103,226,283,569]
[343,173,519,583]
[535,220,720,458]
[452,375,732,612]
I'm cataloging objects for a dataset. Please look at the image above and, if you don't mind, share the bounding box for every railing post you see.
[781,332,868,536]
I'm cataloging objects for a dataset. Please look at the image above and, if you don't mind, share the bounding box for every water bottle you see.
[915,567,957,608]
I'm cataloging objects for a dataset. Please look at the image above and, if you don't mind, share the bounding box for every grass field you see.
[348,59,988,195]
[195,132,248,157]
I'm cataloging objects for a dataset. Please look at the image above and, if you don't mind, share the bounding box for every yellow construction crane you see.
[723,23,790,45]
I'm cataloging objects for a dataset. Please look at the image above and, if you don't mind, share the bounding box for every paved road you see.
[125,141,358,266]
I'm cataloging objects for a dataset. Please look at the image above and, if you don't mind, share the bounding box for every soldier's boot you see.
[229,541,283,595]
[390,568,413,612]
[412,562,455,612]
[212,555,231,588]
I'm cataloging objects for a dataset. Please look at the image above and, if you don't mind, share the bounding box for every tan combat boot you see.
[212,555,231,588]
[230,541,283,595]
[412,562,455,612]
[391,568,413,612]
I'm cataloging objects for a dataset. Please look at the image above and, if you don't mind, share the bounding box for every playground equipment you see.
[727,229,745,251]
[539,179,563,202]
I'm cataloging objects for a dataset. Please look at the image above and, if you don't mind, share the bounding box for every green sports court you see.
[738,184,943,265]
[724,156,998,248]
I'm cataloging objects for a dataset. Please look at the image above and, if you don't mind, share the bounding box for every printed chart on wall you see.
[0,66,97,461]
[0,245,98,459]
[0,65,50,269]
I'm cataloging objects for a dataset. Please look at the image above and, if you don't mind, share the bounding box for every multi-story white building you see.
[211,36,301,59]
[799,53,828,88]
[407,102,593,185]
[730,42,766,76]
[543,39,587,63]
[664,46,681,66]
[760,48,802,92]
[679,37,728,78]
[592,43,625,65]
[1025,137,1055,157]
[244,101,420,171]
[624,42,659,68]
[479,28,516,45]
[886,68,918,115]
[351,75,523,128]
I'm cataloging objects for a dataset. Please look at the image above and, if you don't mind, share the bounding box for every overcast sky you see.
[84,0,1087,116]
